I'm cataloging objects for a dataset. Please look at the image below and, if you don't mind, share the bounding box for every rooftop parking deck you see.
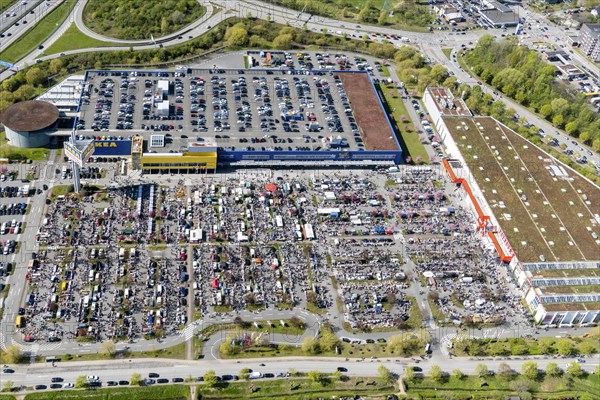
[75,68,398,156]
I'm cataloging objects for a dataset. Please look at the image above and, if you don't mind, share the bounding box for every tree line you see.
[266,0,432,28]
[464,35,600,153]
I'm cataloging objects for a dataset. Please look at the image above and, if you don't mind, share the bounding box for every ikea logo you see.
[95,142,118,148]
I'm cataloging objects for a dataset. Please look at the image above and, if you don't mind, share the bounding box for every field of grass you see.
[0,0,16,9]
[377,83,429,163]
[44,24,117,55]
[0,0,77,63]
[427,297,451,326]
[0,131,50,161]
[24,385,189,400]
[442,48,452,59]
[196,376,395,399]
[222,334,420,359]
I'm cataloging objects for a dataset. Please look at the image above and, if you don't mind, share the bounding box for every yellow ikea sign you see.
[95,142,118,148]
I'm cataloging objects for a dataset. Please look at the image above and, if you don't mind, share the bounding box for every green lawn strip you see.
[427,297,451,326]
[0,395,16,400]
[49,184,75,198]
[0,0,17,8]
[407,374,599,399]
[0,130,50,161]
[221,338,412,359]
[0,0,76,63]
[442,47,452,59]
[378,64,390,77]
[60,341,186,362]
[306,301,327,315]
[455,50,476,77]
[376,83,429,163]
[196,377,394,399]
[540,284,600,294]
[45,24,117,55]
[405,296,423,330]
[24,385,189,400]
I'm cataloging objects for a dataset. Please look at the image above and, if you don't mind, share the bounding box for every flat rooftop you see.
[426,87,472,117]
[76,68,398,154]
[480,9,519,25]
[445,116,600,264]
[0,100,59,132]
[556,64,585,75]
[37,75,85,111]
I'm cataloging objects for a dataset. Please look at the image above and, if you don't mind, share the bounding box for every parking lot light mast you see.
[69,130,81,193]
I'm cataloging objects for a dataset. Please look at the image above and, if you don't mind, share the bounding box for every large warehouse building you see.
[3,66,404,169]
[0,100,59,148]
[75,67,402,171]
[423,86,600,327]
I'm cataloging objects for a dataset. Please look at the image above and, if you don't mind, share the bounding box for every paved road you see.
[0,355,597,389]
[422,45,599,167]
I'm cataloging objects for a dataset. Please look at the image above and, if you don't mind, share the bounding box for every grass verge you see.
[427,297,451,327]
[379,64,390,77]
[196,376,395,399]
[24,385,189,400]
[59,341,187,362]
[0,131,50,161]
[45,24,116,55]
[377,83,429,163]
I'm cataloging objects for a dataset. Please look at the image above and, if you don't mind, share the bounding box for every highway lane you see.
[0,0,43,31]
[0,0,64,52]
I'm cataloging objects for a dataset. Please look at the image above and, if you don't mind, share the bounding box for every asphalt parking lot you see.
[13,165,529,344]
